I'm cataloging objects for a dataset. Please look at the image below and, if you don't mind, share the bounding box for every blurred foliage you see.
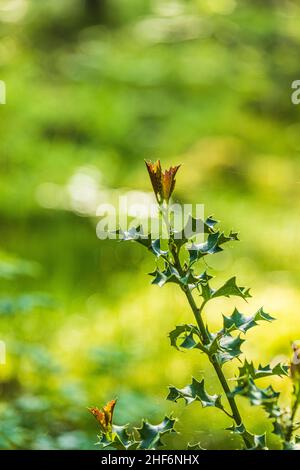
[1,0,300,449]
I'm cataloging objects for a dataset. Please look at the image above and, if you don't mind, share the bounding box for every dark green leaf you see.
[236,359,289,381]
[117,226,150,246]
[97,431,132,450]
[218,334,245,364]
[187,228,239,265]
[173,215,218,249]
[97,417,176,450]
[188,232,221,264]
[250,433,268,450]
[167,377,224,411]
[218,231,239,245]
[227,423,268,450]
[231,376,279,407]
[205,216,219,231]
[169,324,203,351]
[203,331,244,364]
[113,425,135,450]
[150,266,205,288]
[149,265,181,287]
[212,277,251,301]
[193,271,214,299]
[117,227,169,258]
[222,307,275,334]
[135,416,176,450]
[150,239,168,258]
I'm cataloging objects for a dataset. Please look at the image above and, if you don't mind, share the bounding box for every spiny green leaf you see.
[218,334,245,364]
[149,265,182,287]
[196,271,214,283]
[97,429,135,450]
[97,418,176,450]
[165,269,214,295]
[231,377,279,407]
[150,266,206,288]
[116,226,151,246]
[212,277,251,300]
[227,423,268,450]
[173,215,218,248]
[135,416,177,450]
[179,270,209,287]
[179,333,199,350]
[199,284,214,301]
[205,215,219,231]
[150,239,168,258]
[206,333,221,356]
[167,377,224,411]
[263,401,285,439]
[250,433,268,450]
[96,433,114,449]
[193,271,214,299]
[196,276,251,302]
[113,425,135,450]
[187,229,238,264]
[169,324,203,351]
[222,307,275,334]
[117,227,169,258]
[185,270,214,290]
[218,231,239,245]
[236,359,289,381]
[188,232,221,263]
[203,331,244,364]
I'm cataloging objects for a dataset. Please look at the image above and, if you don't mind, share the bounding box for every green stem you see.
[159,204,252,448]
[171,246,252,449]
[286,384,300,443]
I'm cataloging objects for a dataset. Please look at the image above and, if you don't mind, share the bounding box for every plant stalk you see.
[286,383,300,443]
[171,246,252,448]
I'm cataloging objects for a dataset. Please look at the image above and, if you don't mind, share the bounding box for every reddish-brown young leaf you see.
[88,399,117,433]
[145,160,180,203]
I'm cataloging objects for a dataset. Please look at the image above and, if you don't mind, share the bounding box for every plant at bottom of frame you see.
[252,341,300,450]
[88,399,177,450]
[230,341,300,450]
[110,160,295,450]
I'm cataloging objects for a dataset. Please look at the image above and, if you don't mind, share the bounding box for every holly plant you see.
[90,161,300,450]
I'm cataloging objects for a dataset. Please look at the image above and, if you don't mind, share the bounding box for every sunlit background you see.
[1,0,300,450]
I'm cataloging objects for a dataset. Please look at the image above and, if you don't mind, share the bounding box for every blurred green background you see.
[1,0,300,450]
